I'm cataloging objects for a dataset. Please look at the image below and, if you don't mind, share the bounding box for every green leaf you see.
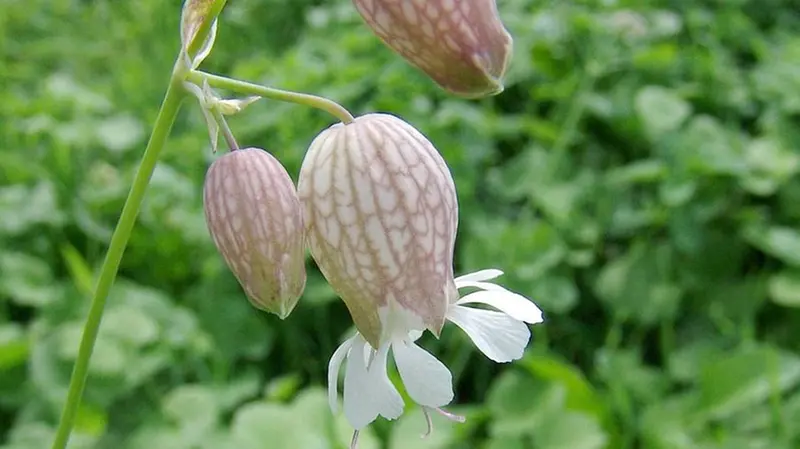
[264,373,302,402]
[594,242,681,324]
[768,270,800,307]
[0,324,29,370]
[213,371,261,412]
[0,252,62,307]
[286,388,330,435]
[95,114,145,154]
[74,403,107,437]
[639,393,702,449]
[0,183,66,236]
[465,216,567,284]
[529,274,578,314]
[56,322,127,376]
[532,410,607,449]
[699,346,800,420]
[668,340,728,383]
[231,402,328,449]
[530,181,582,225]
[484,437,526,449]
[595,348,667,403]
[605,160,667,186]
[388,407,456,449]
[678,116,746,176]
[162,385,219,430]
[743,226,800,266]
[100,306,160,347]
[60,243,95,298]
[486,371,561,437]
[740,138,800,196]
[521,353,606,420]
[634,85,691,138]
[706,276,767,324]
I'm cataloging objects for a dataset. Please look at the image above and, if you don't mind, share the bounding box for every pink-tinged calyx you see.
[298,113,459,348]
[353,0,513,98]
[203,147,307,319]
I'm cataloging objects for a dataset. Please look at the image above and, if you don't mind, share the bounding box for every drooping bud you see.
[203,147,306,319]
[297,113,460,348]
[353,0,513,98]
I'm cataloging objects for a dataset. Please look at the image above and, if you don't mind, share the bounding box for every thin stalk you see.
[188,70,355,124]
[49,77,186,449]
[211,108,240,151]
[50,2,228,447]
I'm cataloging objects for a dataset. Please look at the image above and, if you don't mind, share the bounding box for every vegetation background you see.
[2,0,800,448]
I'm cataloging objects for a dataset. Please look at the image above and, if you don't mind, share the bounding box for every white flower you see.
[328,269,543,447]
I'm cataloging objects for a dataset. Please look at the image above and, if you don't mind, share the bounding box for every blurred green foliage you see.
[2,0,800,448]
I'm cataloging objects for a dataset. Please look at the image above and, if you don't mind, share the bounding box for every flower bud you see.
[297,113,459,347]
[353,0,513,98]
[203,147,306,318]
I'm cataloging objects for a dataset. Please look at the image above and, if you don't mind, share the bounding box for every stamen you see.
[350,430,360,449]
[421,407,434,438]
[435,407,466,423]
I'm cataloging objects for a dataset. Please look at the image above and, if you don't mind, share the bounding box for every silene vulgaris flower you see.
[328,270,543,446]
[296,113,544,447]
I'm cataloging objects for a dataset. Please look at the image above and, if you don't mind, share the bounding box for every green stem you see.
[50,1,227,446]
[49,76,186,449]
[188,70,355,124]
[211,107,240,151]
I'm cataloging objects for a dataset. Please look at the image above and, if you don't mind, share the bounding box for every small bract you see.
[203,147,306,319]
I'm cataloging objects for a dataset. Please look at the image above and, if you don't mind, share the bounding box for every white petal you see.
[392,340,454,408]
[446,305,531,363]
[456,282,510,292]
[456,280,508,292]
[328,335,355,413]
[370,342,405,420]
[455,269,504,284]
[343,338,376,429]
[343,336,404,430]
[456,290,544,324]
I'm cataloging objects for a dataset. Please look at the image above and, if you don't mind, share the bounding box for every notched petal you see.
[392,340,454,408]
[343,336,404,429]
[455,269,504,284]
[328,335,356,413]
[456,290,544,324]
[446,305,530,363]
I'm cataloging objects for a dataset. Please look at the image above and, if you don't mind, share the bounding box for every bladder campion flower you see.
[298,113,460,350]
[296,113,544,446]
[203,147,307,319]
[352,0,513,98]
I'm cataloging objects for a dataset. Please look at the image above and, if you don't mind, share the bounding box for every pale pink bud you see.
[203,148,306,318]
[297,113,460,348]
[353,0,513,98]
